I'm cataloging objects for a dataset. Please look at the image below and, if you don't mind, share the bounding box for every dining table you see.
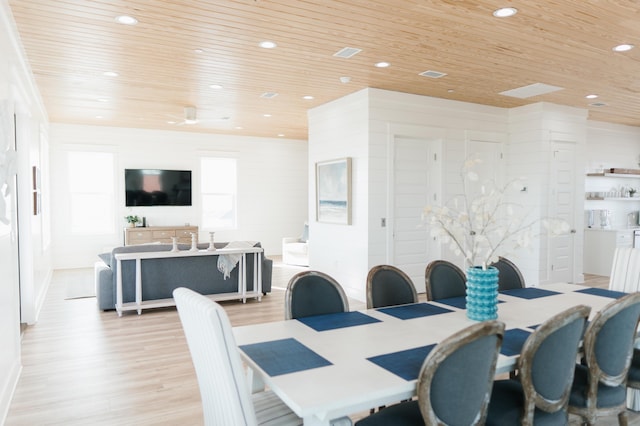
[232,283,627,426]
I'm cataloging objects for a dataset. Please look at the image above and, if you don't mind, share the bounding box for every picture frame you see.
[316,157,352,225]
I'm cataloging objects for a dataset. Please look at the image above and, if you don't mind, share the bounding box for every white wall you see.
[307,90,370,301]
[49,124,308,268]
[0,0,52,421]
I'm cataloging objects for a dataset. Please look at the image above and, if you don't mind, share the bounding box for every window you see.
[201,157,237,229]
[68,151,115,234]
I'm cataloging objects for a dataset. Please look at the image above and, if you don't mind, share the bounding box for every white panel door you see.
[550,143,577,283]
[392,137,441,293]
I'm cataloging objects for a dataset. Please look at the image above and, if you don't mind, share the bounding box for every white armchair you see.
[282,223,309,266]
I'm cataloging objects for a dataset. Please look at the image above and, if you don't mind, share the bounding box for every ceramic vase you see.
[466,266,499,321]
[207,232,216,251]
[171,236,179,252]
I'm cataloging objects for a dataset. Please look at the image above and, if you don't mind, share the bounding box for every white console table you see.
[114,247,263,316]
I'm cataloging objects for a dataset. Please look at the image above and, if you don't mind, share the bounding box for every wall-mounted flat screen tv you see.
[125,169,192,206]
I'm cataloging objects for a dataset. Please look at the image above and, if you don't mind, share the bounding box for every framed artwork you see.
[316,157,352,225]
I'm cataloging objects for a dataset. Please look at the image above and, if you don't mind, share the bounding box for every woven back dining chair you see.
[568,292,640,425]
[486,305,591,425]
[285,270,349,320]
[366,264,418,309]
[425,260,466,301]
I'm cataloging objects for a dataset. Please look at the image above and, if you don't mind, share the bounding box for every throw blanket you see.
[217,241,256,279]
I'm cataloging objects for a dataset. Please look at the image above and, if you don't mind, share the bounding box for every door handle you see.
[570,229,576,234]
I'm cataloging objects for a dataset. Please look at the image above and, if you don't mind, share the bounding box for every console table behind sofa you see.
[94,242,271,313]
[115,246,263,316]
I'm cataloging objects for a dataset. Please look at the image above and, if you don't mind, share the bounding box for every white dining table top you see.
[232,283,624,426]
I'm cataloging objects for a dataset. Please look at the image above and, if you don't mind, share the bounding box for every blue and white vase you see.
[466,266,499,321]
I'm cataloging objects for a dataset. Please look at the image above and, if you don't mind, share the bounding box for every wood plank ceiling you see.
[8,0,640,140]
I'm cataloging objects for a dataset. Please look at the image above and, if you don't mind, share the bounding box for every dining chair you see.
[627,349,640,407]
[424,260,466,301]
[490,256,525,291]
[285,270,349,320]
[354,320,505,426]
[485,304,591,425]
[366,264,418,309]
[172,287,302,426]
[609,247,640,293]
[568,292,640,425]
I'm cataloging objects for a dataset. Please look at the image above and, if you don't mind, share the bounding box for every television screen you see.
[125,169,192,206]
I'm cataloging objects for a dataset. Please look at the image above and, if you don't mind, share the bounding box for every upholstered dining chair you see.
[366,264,418,309]
[568,292,640,425]
[490,256,525,291]
[485,305,591,425]
[285,270,349,320]
[172,287,302,426]
[354,320,505,426]
[424,260,466,301]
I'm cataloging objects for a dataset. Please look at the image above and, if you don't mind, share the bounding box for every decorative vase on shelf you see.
[190,233,198,252]
[171,236,179,252]
[465,266,499,321]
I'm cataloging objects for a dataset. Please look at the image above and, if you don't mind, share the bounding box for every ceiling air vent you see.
[261,92,278,99]
[419,70,448,78]
[333,47,362,58]
[589,102,608,107]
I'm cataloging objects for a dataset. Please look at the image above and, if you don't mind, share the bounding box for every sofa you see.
[94,242,272,311]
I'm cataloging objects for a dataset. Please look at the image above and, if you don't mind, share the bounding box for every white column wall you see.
[507,103,588,285]
[307,90,370,301]
[50,124,308,268]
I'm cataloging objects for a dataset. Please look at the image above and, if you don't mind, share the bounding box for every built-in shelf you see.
[586,172,640,178]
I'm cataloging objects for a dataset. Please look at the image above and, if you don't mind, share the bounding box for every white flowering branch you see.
[423,157,569,270]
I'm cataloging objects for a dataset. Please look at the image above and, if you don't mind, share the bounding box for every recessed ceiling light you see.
[586,94,598,99]
[96,98,109,102]
[115,15,138,25]
[375,61,390,68]
[167,120,176,124]
[302,95,314,100]
[278,134,285,137]
[447,89,455,93]
[263,114,272,117]
[103,71,119,77]
[209,84,224,90]
[194,49,204,53]
[613,44,634,52]
[95,115,103,119]
[259,41,277,49]
[339,76,351,83]
[235,126,243,130]
[493,7,518,18]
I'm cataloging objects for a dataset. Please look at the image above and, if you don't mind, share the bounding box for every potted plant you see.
[630,187,637,198]
[125,215,140,227]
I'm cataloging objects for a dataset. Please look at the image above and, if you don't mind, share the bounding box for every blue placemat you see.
[435,296,467,309]
[297,311,382,331]
[377,303,453,320]
[239,338,332,376]
[575,287,626,299]
[367,344,437,381]
[501,328,531,356]
[500,288,560,299]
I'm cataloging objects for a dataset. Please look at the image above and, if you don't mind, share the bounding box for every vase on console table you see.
[207,232,216,251]
[171,236,179,252]
[465,266,499,321]
[190,233,198,252]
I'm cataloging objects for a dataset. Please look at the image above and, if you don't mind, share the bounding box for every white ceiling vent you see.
[333,47,362,58]
[419,70,447,78]
[261,92,278,99]
[589,102,608,107]
[499,83,564,99]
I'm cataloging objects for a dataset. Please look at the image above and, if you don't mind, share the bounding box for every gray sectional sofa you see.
[94,242,272,311]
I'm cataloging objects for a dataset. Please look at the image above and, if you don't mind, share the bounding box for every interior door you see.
[549,143,577,283]
[392,137,441,293]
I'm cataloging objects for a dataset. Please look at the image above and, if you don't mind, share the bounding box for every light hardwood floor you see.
[4,264,637,425]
